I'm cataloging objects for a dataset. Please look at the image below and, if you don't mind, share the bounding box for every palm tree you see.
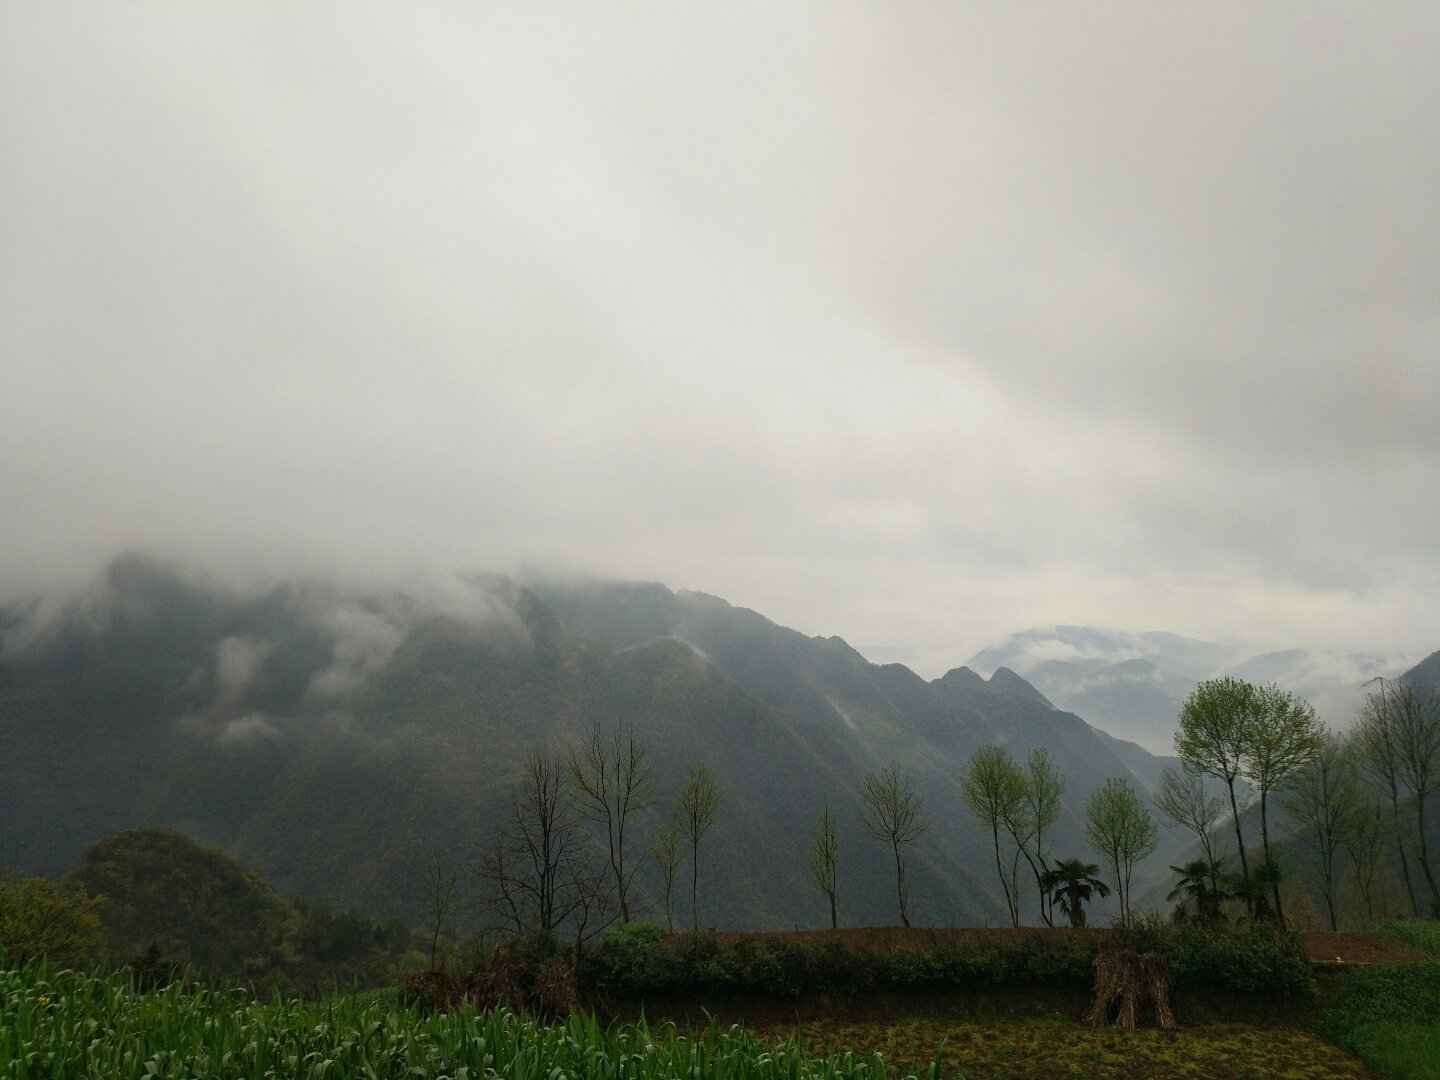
[1166,858,1230,922]
[1040,858,1110,928]
[1226,858,1282,923]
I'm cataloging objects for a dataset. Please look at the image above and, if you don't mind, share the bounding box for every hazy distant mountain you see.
[0,556,1190,930]
[966,626,1416,754]
[1401,649,1440,690]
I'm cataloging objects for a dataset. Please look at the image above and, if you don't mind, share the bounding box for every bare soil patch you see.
[1303,931,1433,965]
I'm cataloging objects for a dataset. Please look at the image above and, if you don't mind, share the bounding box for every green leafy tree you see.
[1084,777,1158,925]
[1039,858,1109,928]
[1020,748,1064,926]
[567,720,658,924]
[806,798,840,929]
[859,763,928,928]
[960,745,1027,927]
[1243,684,1324,925]
[1280,731,1363,931]
[674,763,720,932]
[1176,677,1258,901]
[0,871,102,968]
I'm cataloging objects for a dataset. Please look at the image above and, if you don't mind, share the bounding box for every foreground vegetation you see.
[3,957,1397,1080]
[1314,964,1440,1080]
[2,963,923,1080]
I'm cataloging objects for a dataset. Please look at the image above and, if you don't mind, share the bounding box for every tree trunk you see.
[1259,790,1285,926]
[990,823,1016,927]
[1415,790,1440,915]
[893,839,909,927]
[1388,785,1421,916]
[691,839,699,933]
[829,890,837,930]
[1225,778,1252,915]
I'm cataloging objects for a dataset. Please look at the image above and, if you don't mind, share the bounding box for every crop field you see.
[2,963,903,1080]
[11,944,1440,1077]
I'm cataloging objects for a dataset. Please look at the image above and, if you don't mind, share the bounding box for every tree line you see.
[445,672,1439,953]
[1164,674,1440,930]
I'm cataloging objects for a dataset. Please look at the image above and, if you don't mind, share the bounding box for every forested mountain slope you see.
[0,556,1186,929]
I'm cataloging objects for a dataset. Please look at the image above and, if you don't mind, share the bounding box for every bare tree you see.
[1280,732,1362,931]
[1154,765,1226,895]
[423,845,458,969]
[860,762,928,928]
[1353,679,1430,915]
[477,751,614,941]
[1379,679,1440,915]
[1084,777,1158,925]
[1242,684,1324,924]
[960,745,1025,927]
[674,763,720,932]
[806,798,840,929]
[1340,798,1389,926]
[647,823,682,932]
[568,720,657,923]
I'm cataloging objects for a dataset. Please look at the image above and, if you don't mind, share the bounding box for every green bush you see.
[0,872,102,969]
[1167,922,1314,995]
[1314,964,1440,1079]
[1379,918,1440,957]
[582,924,1315,1002]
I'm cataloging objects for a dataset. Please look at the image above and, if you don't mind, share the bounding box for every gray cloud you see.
[2,4,1439,672]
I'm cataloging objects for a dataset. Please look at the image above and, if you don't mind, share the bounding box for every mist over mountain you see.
[959,626,1416,753]
[1,555,1193,930]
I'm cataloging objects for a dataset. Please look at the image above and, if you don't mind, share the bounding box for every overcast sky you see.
[3,3,1438,674]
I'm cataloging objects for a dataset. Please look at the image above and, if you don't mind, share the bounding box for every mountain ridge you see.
[2,556,1190,929]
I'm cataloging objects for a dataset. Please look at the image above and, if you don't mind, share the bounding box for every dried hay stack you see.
[1084,948,1176,1031]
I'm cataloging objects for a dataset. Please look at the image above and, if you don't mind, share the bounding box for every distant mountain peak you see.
[987,667,1052,706]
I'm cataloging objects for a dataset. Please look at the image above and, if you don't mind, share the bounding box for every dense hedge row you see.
[580,921,1315,1000]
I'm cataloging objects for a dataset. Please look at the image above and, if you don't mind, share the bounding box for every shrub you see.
[580,924,1315,1002]
[1378,918,1440,957]
[1168,921,1314,995]
[1314,964,1440,1079]
[0,873,102,969]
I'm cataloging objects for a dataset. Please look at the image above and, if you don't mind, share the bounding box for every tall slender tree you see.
[859,762,928,928]
[1280,732,1362,931]
[1243,684,1324,924]
[568,720,657,923]
[647,824,681,933]
[674,763,720,932]
[1381,679,1440,915]
[1175,677,1258,907]
[1084,777,1158,925]
[1154,765,1226,895]
[960,745,1026,927]
[1353,680,1423,915]
[806,798,840,929]
[1020,748,1064,926]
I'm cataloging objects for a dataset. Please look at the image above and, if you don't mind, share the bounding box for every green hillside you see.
[0,555,1191,930]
